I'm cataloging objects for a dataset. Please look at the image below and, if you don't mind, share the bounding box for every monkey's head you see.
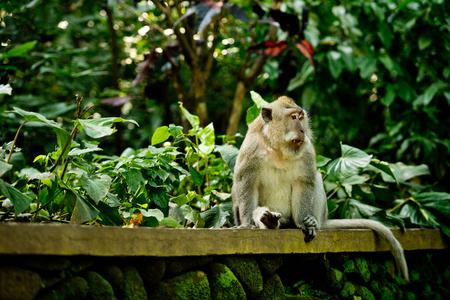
[260,96,312,154]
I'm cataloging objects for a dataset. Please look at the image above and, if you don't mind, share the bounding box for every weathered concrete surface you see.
[0,223,447,257]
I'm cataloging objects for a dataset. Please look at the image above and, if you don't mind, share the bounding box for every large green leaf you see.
[11,107,70,153]
[0,84,12,96]
[0,41,36,59]
[216,144,239,173]
[246,105,260,125]
[198,123,215,155]
[70,194,100,224]
[250,91,269,108]
[327,144,372,181]
[200,202,232,228]
[77,117,139,139]
[415,192,450,218]
[0,161,12,177]
[383,162,430,183]
[0,179,33,215]
[189,166,204,187]
[367,159,397,182]
[123,169,146,193]
[79,173,112,204]
[179,102,199,130]
[349,199,382,219]
[151,126,171,146]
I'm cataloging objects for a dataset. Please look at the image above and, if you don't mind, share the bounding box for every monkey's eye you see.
[291,115,297,120]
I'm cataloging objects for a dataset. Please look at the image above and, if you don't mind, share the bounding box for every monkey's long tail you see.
[325,219,409,283]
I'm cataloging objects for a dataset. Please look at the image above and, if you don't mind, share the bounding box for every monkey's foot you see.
[303,215,318,243]
[260,209,281,229]
[235,224,257,229]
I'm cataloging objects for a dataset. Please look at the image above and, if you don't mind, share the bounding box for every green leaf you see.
[0,161,13,177]
[189,166,204,187]
[385,162,430,183]
[216,144,239,173]
[179,102,199,130]
[358,55,377,79]
[0,179,33,215]
[250,91,269,107]
[368,159,397,182]
[68,142,102,156]
[246,105,260,125]
[123,169,146,193]
[80,173,112,204]
[0,84,12,95]
[70,194,100,224]
[171,194,189,207]
[418,36,432,50]
[200,202,232,228]
[159,216,182,228]
[0,41,36,59]
[316,155,332,168]
[381,84,396,106]
[327,144,373,181]
[349,199,382,219]
[141,208,164,221]
[77,117,139,139]
[198,123,215,155]
[10,107,70,155]
[327,51,343,79]
[151,126,171,146]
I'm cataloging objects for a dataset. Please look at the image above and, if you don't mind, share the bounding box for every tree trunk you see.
[226,81,248,136]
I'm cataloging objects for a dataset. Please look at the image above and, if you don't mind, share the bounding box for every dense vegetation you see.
[0,1,449,233]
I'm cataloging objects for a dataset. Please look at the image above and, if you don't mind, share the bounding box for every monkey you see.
[231,96,409,282]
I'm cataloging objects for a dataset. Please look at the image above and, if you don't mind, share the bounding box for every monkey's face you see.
[261,99,310,155]
[285,109,306,149]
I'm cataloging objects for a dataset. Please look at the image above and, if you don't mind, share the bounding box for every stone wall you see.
[1,250,449,300]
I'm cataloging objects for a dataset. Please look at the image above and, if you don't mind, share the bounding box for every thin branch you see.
[6,120,27,164]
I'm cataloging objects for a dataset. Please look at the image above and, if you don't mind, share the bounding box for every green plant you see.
[0,88,236,228]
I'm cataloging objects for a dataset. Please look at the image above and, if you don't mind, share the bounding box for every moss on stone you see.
[340,281,356,298]
[221,256,263,298]
[97,264,124,295]
[85,271,116,300]
[256,274,285,300]
[121,265,147,300]
[325,268,345,291]
[0,266,42,300]
[149,270,211,299]
[358,286,375,300]
[209,263,246,300]
[38,276,88,300]
[343,259,356,274]
[354,257,371,283]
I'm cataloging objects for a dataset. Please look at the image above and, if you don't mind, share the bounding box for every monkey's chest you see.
[257,166,300,217]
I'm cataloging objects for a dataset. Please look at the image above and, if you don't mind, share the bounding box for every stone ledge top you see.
[0,223,448,257]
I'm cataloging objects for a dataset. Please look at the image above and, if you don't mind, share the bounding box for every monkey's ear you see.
[261,107,273,122]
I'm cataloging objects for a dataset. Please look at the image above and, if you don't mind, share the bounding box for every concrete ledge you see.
[0,223,448,257]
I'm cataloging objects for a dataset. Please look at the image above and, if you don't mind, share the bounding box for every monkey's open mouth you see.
[292,139,303,146]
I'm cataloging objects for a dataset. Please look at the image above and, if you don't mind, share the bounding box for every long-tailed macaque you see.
[232,96,409,282]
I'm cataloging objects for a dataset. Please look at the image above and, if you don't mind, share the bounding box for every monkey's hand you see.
[260,209,281,229]
[303,215,318,243]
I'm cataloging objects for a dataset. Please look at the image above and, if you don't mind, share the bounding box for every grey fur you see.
[231,96,409,282]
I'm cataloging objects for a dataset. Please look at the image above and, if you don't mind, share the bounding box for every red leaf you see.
[249,41,288,57]
[296,40,316,68]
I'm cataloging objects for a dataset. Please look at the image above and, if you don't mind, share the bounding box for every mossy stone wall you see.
[0,251,449,300]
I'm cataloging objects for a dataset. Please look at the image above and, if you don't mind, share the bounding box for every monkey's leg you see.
[303,215,318,242]
[252,207,281,229]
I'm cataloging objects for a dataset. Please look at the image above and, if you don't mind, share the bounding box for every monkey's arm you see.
[232,141,261,228]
